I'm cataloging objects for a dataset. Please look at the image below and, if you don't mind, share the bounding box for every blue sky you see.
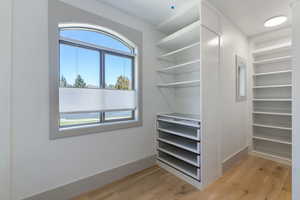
[60,30,132,87]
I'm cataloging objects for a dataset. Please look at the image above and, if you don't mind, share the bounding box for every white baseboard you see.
[222,146,249,173]
[24,155,156,200]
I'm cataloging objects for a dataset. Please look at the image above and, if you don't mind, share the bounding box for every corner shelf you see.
[157,21,200,50]
[157,80,200,88]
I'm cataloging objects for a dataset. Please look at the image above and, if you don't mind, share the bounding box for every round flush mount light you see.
[264,16,287,27]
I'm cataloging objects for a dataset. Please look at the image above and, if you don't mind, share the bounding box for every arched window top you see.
[59,26,135,54]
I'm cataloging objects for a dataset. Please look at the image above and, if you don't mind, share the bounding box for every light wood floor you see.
[73,156,291,200]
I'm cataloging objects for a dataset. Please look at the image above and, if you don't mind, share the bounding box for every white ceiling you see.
[97,0,198,25]
[97,0,291,36]
[209,0,291,36]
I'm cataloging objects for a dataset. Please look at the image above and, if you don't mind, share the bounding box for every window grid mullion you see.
[100,50,104,123]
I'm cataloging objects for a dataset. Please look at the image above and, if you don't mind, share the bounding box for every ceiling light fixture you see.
[264,16,287,28]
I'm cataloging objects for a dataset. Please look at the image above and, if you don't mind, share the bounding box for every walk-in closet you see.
[3,0,299,199]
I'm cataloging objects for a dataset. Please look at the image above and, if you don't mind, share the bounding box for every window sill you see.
[50,119,142,140]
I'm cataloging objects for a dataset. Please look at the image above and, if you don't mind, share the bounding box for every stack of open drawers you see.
[156,113,201,181]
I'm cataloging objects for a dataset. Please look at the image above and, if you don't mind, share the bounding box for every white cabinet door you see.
[201,26,222,187]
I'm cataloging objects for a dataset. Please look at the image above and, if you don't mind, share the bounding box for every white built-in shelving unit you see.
[155,2,202,188]
[251,31,292,165]
[155,1,221,190]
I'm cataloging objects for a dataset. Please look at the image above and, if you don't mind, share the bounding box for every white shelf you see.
[253,84,292,89]
[157,4,199,34]
[253,124,292,131]
[157,80,200,88]
[158,153,200,180]
[252,43,292,57]
[253,136,291,145]
[253,56,292,65]
[159,42,200,59]
[158,113,200,122]
[253,111,292,116]
[158,127,199,141]
[157,60,200,74]
[157,118,200,128]
[253,98,292,102]
[253,70,292,77]
[157,21,200,50]
[158,134,199,153]
[158,145,200,167]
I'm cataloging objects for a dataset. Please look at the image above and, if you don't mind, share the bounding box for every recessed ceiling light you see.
[264,16,287,28]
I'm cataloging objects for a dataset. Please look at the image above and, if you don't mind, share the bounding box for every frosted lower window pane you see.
[59,88,136,113]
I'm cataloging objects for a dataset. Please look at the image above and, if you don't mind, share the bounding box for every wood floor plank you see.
[72,156,291,200]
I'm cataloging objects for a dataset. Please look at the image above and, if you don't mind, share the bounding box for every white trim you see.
[250,151,291,166]
[59,23,138,52]
[23,156,156,200]
[222,146,249,164]
[60,36,136,57]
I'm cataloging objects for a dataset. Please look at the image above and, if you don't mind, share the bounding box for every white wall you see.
[0,0,12,199]
[292,0,300,199]
[218,12,250,162]
[11,0,167,199]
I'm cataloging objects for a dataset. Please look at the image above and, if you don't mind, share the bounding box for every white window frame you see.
[49,0,143,140]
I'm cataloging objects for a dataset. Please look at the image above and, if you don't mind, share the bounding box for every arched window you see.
[58,25,138,129]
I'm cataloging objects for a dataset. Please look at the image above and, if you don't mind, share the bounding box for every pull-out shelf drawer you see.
[158,151,201,181]
[158,141,201,167]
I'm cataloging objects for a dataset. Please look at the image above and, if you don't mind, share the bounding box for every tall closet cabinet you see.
[155,1,222,189]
